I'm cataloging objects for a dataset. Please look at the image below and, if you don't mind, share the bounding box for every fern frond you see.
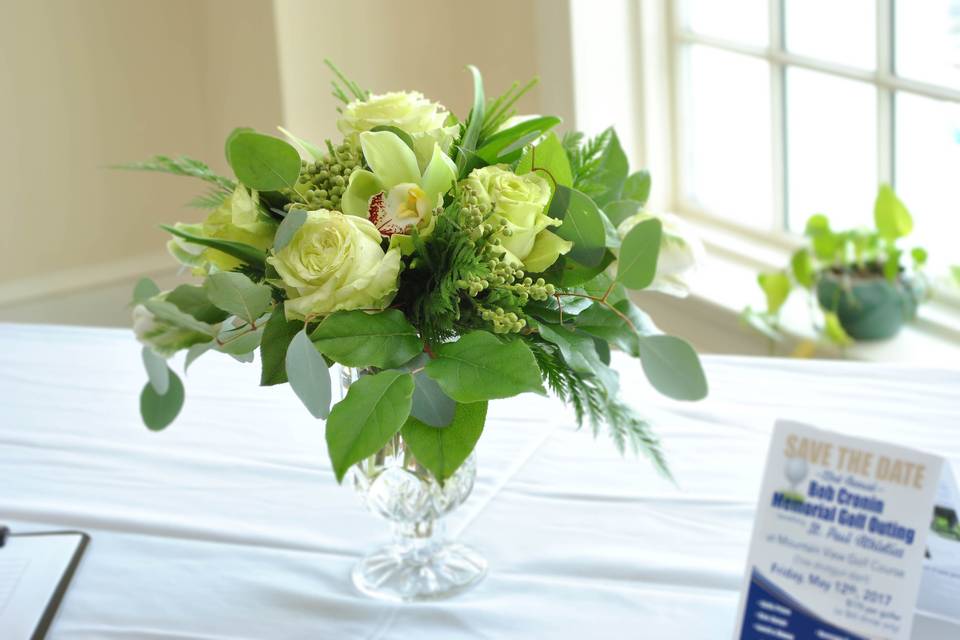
[526,337,671,479]
[325,59,369,104]
[114,155,235,192]
[479,77,539,140]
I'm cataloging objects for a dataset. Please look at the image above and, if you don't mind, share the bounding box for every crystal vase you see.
[340,368,487,602]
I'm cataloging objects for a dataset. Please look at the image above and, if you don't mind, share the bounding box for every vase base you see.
[351,541,487,602]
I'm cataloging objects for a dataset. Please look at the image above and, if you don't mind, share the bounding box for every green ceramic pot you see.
[815,270,920,341]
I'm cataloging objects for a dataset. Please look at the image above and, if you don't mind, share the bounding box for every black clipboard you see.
[3,530,90,640]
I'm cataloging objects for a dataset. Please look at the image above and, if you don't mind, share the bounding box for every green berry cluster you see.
[282,141,362,213]
[478,306,527,334]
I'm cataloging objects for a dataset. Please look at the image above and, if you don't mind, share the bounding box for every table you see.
[1,324,958,639]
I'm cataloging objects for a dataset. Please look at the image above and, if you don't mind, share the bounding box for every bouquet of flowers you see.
[125,63,707,486]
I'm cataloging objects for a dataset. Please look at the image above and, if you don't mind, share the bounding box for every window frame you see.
[659,0,960,243]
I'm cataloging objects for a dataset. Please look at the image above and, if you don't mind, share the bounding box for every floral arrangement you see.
[743,185,929,345]
[126,63,707,483]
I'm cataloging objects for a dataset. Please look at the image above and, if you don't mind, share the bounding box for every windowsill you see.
[671,214,960,364]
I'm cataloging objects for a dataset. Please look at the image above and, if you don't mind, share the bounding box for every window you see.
[669,0,960,269]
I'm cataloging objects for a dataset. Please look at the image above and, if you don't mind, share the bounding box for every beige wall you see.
[272,0,573,148]
[0,0,282,289]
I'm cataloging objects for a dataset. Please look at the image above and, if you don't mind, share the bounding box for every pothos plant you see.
[123,63,707,484]
[744,185,928,345]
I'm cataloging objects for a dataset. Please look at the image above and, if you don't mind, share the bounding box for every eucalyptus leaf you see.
[277,126,325,162]
[604,199,644,228]
[184,342,213,372]
[285,329,332,419]
[401,401,488,482]
[132,277,161,305]
[227,131,301,192]
[143,299,218,336]
[409,369,456,428]
[140,368,185,431]
[537,323,602,374]
[204,272,273,325]
[575,300,658,356]
[550,186,607,267]
[274,209,307,252]
[616,218,662,290]
[636,334,708,401]
[216,326,263,356]
[425,331,545,403]
[621,170,652,206]
[141,346,170,395]
[326,370,415,482]
[161,224,266,267]
[259,306,303,386]
[311,310,422,369]
[166,285,230,324]
[544,251,616,287]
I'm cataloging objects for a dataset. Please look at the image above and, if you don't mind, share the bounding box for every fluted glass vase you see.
[340,367,487,602]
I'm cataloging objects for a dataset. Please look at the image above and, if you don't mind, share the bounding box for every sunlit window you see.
[674,0,960,270]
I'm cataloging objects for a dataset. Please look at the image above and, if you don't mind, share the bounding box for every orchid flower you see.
[341,131,456,246]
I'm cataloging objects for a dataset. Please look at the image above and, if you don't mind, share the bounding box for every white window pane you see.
[895,93,960,270]
[682,45,772,228]
[682,0,768,47]
[786,69,877,232]
[895,0,960,88]
[785,0,876,69]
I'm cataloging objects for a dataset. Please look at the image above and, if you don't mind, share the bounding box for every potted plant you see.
[745,185,928,345]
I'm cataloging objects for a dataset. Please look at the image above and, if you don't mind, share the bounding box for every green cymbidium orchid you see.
[341,131,456,249]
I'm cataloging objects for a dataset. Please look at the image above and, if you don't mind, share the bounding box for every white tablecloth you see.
[1,324,958,639]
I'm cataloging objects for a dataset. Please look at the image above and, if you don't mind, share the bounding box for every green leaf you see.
[478,116,562,165]
[409,366,457,428]
[456,65,485,177]
[883,248,901,281]
[184,342,213,371]
[823,311,853,346]
[790,249,815,288]
[141,346,170,395]
[874,184,913,240]
[227,131,301,192]
[758,271,792,314]
[603,199,644,228]
[161,224,266,268]
[581,271,628,306]
[273,209,307,252]
[225,127,254,165]
[259,306,303,386]
[537,323,603,374]
[143,299,218,336]
[636,334,708,401]
[311,310,422,369]
[515,132,573,192]
[132,277,161,305]
[285,329,332,419]
[574,300,657,356]
[587,128,628,207]
[550,186,607,267]
[326,370,415,482]
[204,272,273,325]
[140,367,185,431]
[544,251,616,287]
[616,218,662,290]
[621,170,651,205]
[911,247,928,267]
[277,126,325,162]
[216,325,263,356]
[165,285,230,324]
[401,401,487,482]
[425,331,545,403]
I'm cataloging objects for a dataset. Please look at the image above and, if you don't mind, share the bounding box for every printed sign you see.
[734,420,951,639]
